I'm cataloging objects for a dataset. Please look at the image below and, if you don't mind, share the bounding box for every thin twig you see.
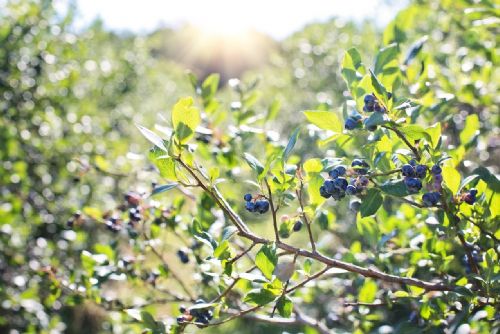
[286,265,331,294]
[382,125,421,161]
[296,179,316,253]
[265,178,280,243]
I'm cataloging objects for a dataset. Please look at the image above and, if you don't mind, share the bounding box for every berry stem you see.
[296,180,317,253]
[382,125,421,161]
[265,178,281,243]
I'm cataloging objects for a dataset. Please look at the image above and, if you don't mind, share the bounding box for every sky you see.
[73,0,408,39]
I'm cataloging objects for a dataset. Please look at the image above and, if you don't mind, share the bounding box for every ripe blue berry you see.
[415,165,427,178]
[373,102,385,113]
[255,200,270,213]
[346,184,357,195]
[323,180,336,194]
[177,249,189,264]
[330,190,346,200]
[409,159,417,166]
[462,192,476,205]
[328,169,339,179]
[293,220,303,232]
[320,185,331,198]
[333,165,346,177]
[364,94,376,105]
[334,177,348,191]
[351,159,369,174]
[469,188,478,196]
[404,177,422,193]
[345,117,358,130]
[358,175,369,187]
[431,164,442,175]
[244,193,252,201]
[401,164,415,177]
[422,192,440,206]
[245,201,256,212]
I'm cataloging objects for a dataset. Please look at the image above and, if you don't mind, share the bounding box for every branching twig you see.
[382,125,421,161]
[265,178,280,243]
[286,265,331,294]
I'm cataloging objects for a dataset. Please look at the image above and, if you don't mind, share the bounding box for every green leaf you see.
[458,175,480,192]
[360,189,383,217]
[369,70,387,98]
[358,279,377,303]
[303,110,342,133]
[221,226,238,241]
[341,48,364,89]
[243,153,265,176]
[442,166,461,194]
[244,288,277,306]
[141,311,157,330]
[399,124,428,141]
[213,240,230,259]
[303,259,313,275]
[426,123,441,149]
[171,97,201,145]
[201,73,219,102]
[151,183,178,196]
[149,147,177,181]
[460,114,479,144]
[137,125,167,152]
[364,112,390,128]
[374,43,399,75]
[283,127,300,161]
[255,244,278,280]
[404,36,427,66]
[266,99,281,121]
[379,180,409,197]
[277,296,293,318]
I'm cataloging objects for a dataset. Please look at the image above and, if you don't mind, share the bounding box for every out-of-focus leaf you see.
[171,97,201,145]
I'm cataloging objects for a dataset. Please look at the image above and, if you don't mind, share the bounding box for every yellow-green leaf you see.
[171,97,200,145]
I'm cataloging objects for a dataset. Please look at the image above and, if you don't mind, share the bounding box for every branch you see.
[296,180,316,253]
[265,178,280,243]
[286,265,331,294]
[382,125,421,161]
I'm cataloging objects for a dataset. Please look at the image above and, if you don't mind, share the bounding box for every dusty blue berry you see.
[346,185,357,195]
[244,193,252,201]
[334,177,348,191]
[405,177,422,193]
[345,117,358,130]
[431,164,442,175]
[293,221,303,232]
[320,185,331,198]
[323,180,336,194]
[415,165,427,178]
[401,164,415,177]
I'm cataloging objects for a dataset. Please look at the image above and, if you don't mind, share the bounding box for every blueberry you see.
[345,117,358,130]
[346,184,357,195]
[431,164,442,175]
[364,94,376,105]
[243,193,252,201]
[373,102,385,113]
[462,193,476,205]
[331,165,346,178]
[330,190,346,201]
[409,159,417,166]
[469,188,478,196]
[179,305,187,313]
[328,169,339,179]
[323,180,336,194]
[177,315,186,324]
[404,177,422,193]
[351,159,369,175]
[177,250,189,264]
[387,92,393,100]
[363,105,374,113]
[319,185,331,198]
[255,200,270,213]
[333,177,348,191]
[351,113,363,121]
[401,164,415,177]
[358,176,369,187]
[349,200,361,212]
[293,221,303,232]
[245,201,256,212]
[434,173,443,183]
[422,192,440,206]
[415,165,427,178]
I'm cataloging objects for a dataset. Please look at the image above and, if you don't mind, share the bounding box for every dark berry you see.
[245,201,256,212]
[434,173,443,183]
[431,164,442,175]
[333,177,348,191]
[358,175,369,187]
[349,200,361,212]
[469,188,478,196]
[179,305,187,313]
[330,165,346,178]
[409,159,417,166]
[345,117,358,130]
[404,177,422,193]
[351,159,369,175]
[346,184,357,195]
[177,315,186,324]
[124,192,141,206]
[422,192,440,206]
[320,185,331,198]
[323,180,336,194]
[177,249,189,264]
[415,165,427,178]
[401,164,415,177]
[363,105,374,112]
[244,193,252,201]
[366,125,378,131]
[373,102,385,113]
[255,200,270,214]
[330,190,346,201]
[364,94,376,105]
[462,193,476,205]
[293,221,303,232]
[328,169,339,179]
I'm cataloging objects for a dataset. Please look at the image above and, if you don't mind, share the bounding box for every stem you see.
[382,125,421,161]
[286,265,331,294]
[296,181,316,253]
[265,178,280,243]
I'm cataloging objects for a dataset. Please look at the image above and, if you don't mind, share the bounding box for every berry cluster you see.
[244,193,270,214]
[320,160,370,200]
[402,160,426,193]
[105,216,122,232]
[461,188,478,205]
[363,94,386,113]
[177,299,213,325]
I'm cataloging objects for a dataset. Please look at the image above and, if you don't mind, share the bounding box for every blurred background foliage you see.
[0,0,498,333]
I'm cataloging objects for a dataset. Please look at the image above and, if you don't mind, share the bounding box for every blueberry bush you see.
[1,0,499,333]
